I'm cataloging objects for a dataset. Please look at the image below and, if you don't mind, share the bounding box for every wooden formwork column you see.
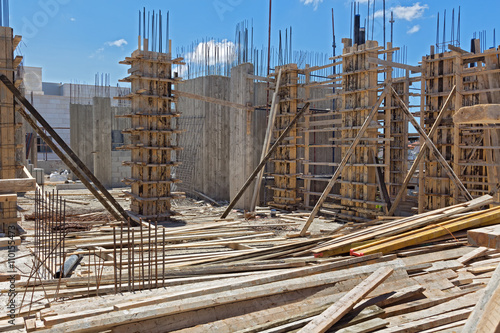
[268,64,301,210]
[419,51,458,212]
[117,44,184,222]
[0,27,22,234]
[339,40,383,221]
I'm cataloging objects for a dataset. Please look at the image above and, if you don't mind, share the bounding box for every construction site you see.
[1,0,500,332]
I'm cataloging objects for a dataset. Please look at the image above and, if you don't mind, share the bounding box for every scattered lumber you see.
[8,193,500,333]
[312,195,493,257]
[298,267,394,333]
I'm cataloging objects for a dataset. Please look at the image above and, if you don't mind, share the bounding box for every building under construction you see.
[1,1,500,332]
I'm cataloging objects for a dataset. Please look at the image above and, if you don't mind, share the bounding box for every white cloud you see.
[300,0,323,10]
[106,39,128,47]
[89,47,104,59]
[407,25,420,34]
[374,2,428,21]
[175,39,237,78]
[70,17,76,22]
[185,39,237,64]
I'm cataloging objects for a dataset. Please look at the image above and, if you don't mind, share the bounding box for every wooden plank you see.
[383,288,479,318]
[387,290,482,327]
[0,194,16,203]
[0,317,24,332]
[335,318,389,333]
[457,247,489,265]
[297,267,394,333]
[0,178,35,194]
[377,307,473,333]
[462,261,500,332]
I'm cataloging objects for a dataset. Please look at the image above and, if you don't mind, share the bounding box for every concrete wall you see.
[69,97,131,188]
[177,75,231,201]
[176,63,334,208]
[111,151,130,187]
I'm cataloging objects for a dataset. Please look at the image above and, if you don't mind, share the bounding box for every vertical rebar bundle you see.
[34,188,67,279]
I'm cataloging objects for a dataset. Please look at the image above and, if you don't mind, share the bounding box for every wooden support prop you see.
[250,69,282,211]
[176,90,253,111]
[220,103,310,218]
[371,150,391,213]
[299,87,389,236]
[387,86,457,216]
[297,266,394,333]
[0,74,130,224]
[390,86,473,202]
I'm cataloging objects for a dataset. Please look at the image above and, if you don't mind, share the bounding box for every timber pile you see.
[3,197,500,332]
[7,244,500,332]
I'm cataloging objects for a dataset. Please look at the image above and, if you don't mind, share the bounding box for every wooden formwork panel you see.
[421,43,500,212]
[0,27,20,234]
[268,64,301,210]
[338,40,384,220]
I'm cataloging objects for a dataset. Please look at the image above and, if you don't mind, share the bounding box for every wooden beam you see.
[448,44,470,55]
[299,87,389,236]
[297,267,394,333]
[457,247,489,265]
[468,226,500,249]
[387,86,456,216]
[0,194,16,203]
[0,178,35,194]
[366,57,421,73]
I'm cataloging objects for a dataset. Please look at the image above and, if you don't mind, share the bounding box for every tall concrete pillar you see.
[229,63,257,210]
[93,97,112,188]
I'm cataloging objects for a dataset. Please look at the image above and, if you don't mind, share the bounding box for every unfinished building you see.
[1,2,500,333]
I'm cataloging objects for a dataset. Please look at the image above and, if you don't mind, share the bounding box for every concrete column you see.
[92,97,112,188]
[70,104,94,174]
[229,63,257,210]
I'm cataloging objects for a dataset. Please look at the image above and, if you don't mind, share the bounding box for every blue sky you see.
[8,0,500,84]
